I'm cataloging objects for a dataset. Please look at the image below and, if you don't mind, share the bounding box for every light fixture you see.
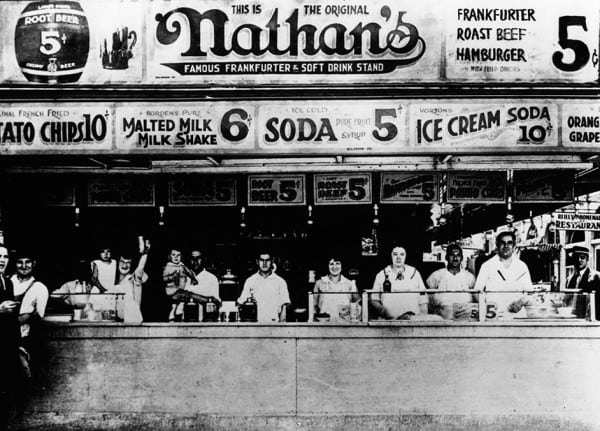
[307,205,313,225]
[74,207,80,228]
[240,206,246,228]
[159,206,165,226]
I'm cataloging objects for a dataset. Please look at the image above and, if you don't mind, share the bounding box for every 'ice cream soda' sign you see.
[411,101,557,149]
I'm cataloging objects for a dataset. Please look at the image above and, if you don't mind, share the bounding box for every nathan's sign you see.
[380,173,438,203]
[411,102,557,148]
[314,173,372,205]
[514,170,574,202]
[0,0,597,85]
[554,212,600,231]
[248,175,306,206]
[0,104,112,153]
[148,0,439,85]
[447,171,506,203]
[116,103,254,152]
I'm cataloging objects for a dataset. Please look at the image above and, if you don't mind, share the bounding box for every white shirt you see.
[11,275,48,337]
[474,255,532,315]
[184,269,220,301]
[92,259,117,291]
[372,265,427,318]
[427,268,476,307]
[313,275,357,320]
[238,272,290,322]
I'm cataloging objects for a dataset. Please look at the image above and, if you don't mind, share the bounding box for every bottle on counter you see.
[184,297,199,322]
[239,291,257,322]
[383,273,391,293]
[203,297,218,322]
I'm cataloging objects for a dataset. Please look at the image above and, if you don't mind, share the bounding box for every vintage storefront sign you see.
[410,101,558,150]
[247,174,306,205]
[554,212,600,231]
[1,100,598,155]
[116,102,254,153]
[0,0,143,84]
[169,176,237,206]
[313,173,372,205]
[445,0,598,82]
[514,170,574,202]
[0,104,113,154]
[446,171,506,203]
[88,177,155,206]
[380,172,439,203]
[561,102,600,147]
[0,0,596,85]
[257,101,406,152]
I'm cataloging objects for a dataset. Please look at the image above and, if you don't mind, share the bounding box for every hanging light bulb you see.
[158,206,165,226]
[240,206,246,228]
[74,207,80,228]
[307,205,313,225]
[373,204,379,225]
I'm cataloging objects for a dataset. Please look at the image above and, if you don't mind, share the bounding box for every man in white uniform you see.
[474,231,532,319]
[11,249,48,360]
[183,249,221,306]
[426,244,476,320]
[238,251,290,322]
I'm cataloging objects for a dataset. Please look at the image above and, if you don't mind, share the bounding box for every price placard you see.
[248,175,306,206]
[447,171,506,203]
[514,171,574,202]
[380,173,438,203]
[169,177,236,206]
[314,173,372,205]
[88,177,155,207]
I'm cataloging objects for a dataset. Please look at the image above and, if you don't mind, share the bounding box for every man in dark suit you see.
[0,244,21,430]
[567,246,600,319]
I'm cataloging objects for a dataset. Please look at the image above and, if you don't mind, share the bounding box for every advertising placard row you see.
[0,0,597,86]
[0,100,597,155]
[31,171,573,206]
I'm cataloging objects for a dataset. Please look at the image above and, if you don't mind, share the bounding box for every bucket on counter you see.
[14,1,89,83]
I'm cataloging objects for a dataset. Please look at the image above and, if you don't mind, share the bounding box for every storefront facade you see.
[1,0,599,429]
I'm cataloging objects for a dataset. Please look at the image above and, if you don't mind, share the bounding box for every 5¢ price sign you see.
[314,173,372,205]
[169,177,237,206]
[248,175,306,206]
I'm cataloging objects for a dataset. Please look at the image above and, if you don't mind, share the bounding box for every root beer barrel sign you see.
[14,1,89,83]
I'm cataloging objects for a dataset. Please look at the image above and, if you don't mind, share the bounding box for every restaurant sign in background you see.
[380,173,439,203]
[314,173,372,205]
[0,0,596,85]
[247,175,306,206]
[0,103,113,154]
[446,171,506,203]
[514,171,574,203]
[169,177,237,206]
[554,212,600,231]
